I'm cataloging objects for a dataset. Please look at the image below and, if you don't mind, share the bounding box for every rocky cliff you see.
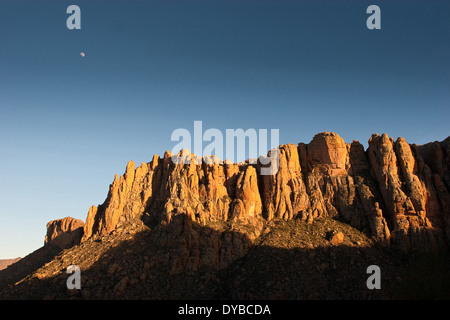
[2,132,450,299]
[75,132,450,254]
[38,131,450,274]
[45,217,85,250]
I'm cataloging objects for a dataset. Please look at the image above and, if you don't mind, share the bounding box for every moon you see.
[80,52,85,57]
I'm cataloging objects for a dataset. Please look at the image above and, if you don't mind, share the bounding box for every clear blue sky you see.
[1,0,449,258]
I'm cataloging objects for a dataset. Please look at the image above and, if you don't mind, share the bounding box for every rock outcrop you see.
[47,132,450,263]
[3,131,450,300]
[367,134,448,251]
[45,217,84,250]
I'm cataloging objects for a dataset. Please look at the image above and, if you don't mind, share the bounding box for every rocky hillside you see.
[82,131,450,253]
[1,131,449,299]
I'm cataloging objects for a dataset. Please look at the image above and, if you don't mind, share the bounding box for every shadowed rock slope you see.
[1,132,449,299]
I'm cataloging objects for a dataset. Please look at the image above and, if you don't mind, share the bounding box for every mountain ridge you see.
[1,131,449,299]
[76,131,450,252]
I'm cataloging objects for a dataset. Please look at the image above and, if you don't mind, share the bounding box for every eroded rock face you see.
[261,143,308,221]
[49,132,449,264]
[45,217,84,250]
[367,134,447,251]
[307,132,349,175]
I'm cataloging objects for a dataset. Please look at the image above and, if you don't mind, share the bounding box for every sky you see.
[0,0,449,258]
